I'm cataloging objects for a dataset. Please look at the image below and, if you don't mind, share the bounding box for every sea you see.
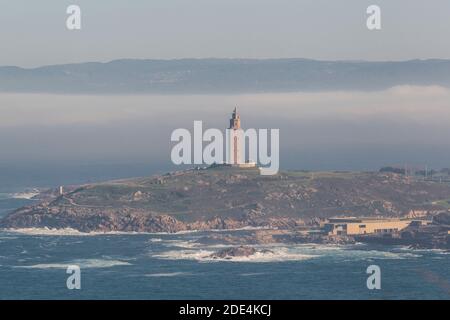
[0,168,449,300]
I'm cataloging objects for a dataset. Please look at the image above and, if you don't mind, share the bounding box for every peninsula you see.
[1,166,449,250]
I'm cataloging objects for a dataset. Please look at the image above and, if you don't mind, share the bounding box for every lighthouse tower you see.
[227,107,243,165]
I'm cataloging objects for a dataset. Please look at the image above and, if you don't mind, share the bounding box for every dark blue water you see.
[0,228,449,300]
[0,198,34,218]
[0,183,449,300]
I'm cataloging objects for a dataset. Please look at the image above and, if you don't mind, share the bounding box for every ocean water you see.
[0,191,449,300]
[0,228,449,299]
[0,193,37,218]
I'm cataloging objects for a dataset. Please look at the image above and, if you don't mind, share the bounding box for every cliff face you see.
[0,205,302,233]
[1,167,450,232]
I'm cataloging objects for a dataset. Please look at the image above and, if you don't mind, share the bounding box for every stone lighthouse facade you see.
[227,107,243,165]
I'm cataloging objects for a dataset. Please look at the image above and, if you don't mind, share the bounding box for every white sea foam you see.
[3,227,156,236]
[153,249,214,261]
[11,192,39,200]
[152,239,427,263]
[158,226,271,235]
[240,273,266,276]
[324,248,422,261]
[0,236,18,240]
[146,272,192,277]
[10,189,40,200]
[220,250,317,263]
[272,243,423,261]
[153,247,318,263]
[4,227,240,237]
[163,239,200,249]
[2,225,272,237]
[4,227,89,236]
[16,258,131,269]
[396,246,450,255]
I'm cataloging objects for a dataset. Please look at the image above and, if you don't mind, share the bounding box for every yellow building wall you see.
[345,220,411,235]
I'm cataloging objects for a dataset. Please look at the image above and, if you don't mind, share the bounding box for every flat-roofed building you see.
[323,217,429,236]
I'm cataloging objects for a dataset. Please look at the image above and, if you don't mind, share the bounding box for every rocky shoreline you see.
[0,202,305,233]
[209,246,273,260]
[1,169,449,250]
[1,207,448,250]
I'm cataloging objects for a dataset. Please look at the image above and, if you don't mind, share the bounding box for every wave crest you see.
[16,258,131,269]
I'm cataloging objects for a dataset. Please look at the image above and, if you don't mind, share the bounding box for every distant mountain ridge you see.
[1,58,450,94]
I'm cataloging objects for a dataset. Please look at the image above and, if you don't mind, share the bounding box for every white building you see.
[227,107,242,165]
[226,108,256,168]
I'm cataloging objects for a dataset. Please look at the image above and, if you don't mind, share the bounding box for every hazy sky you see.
[1,0,450,67]
[1,86,450,170]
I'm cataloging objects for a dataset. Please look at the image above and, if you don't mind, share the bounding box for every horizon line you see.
[2,57,450,70]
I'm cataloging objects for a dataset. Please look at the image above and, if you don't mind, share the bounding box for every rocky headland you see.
[1,167,450,248]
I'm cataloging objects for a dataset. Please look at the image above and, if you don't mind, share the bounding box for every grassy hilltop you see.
[2,166,450,232]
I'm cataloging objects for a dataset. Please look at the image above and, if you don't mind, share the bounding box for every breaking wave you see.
[11,191,40,200]
[3,227,159,236]
[15,258,132,269]
[146,272,192,277]
[162,239,201,249]
[151,241,424,263]
[240,273,266,276]
[153,247,318,263]
[396,246,449,255]
[4,228,91,236]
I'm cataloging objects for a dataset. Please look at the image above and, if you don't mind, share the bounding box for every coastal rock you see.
[433,212,450,225]
[2,168,450,234]
[209,246,274,259]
